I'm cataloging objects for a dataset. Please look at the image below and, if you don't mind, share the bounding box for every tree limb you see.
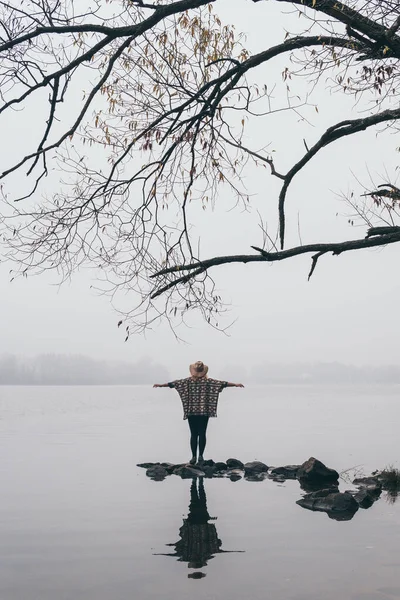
[151,230,400,298]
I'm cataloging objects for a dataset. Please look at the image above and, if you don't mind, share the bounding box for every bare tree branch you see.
[151,228,400,298]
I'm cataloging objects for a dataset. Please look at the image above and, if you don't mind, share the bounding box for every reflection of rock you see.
[245,472,267,482]
[244,461,269,476]
[296,488,359,520]
[299,478,339,493]
[270,465,300,479]
[228,469,243,482]
[226,458,244,469]
[297,457,339,488]
[146,465,168,481]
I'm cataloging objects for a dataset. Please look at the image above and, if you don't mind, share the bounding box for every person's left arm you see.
[225,382,244,388]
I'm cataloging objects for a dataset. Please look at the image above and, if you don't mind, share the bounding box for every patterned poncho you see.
[168,377,228,419]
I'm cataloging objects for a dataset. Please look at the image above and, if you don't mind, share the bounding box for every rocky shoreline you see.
[137,456,395,521]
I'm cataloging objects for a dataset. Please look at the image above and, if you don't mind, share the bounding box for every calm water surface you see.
[0,385,399,600]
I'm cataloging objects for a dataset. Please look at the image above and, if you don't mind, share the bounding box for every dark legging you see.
[188,416,209,457]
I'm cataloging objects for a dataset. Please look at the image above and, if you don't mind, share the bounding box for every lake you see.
[0,384,399,600]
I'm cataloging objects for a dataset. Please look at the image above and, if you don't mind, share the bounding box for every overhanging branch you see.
[151,228,400,298]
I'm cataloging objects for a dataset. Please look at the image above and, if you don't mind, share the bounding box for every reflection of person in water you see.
[155,478,243,577]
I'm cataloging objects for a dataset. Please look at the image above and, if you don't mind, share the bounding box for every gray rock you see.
[138,462,158,469]
[270,465,300,479]
[174,466,205,479]
[226,458,244,470]
[297,457,339,486]
[244,461,269,475]
[296,489,359,518]
[146,465,168,480]
[202,459,215,467]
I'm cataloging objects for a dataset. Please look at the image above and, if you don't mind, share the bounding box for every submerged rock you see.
[244,461,269,475]
[350,487,381,509]
[245,472,268,482]
[350,475,382,508]
[296,488,358,519]
[297,457,339,487]
[226,458,244,470]
[174,466,205,479]
[270,465,300,479]
[213,462,228,472]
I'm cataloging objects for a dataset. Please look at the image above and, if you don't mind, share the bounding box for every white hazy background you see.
[1,0,400,374]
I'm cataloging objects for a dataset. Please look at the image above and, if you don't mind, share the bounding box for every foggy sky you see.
[1,0,400,377]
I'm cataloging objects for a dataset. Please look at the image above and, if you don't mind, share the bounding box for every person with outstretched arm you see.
[153,361,244,466]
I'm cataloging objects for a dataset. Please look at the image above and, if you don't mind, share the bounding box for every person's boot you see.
[189,456,196,465]
[197,455,204,466]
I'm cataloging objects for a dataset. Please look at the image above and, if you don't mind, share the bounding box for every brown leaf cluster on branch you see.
[0,0,400,334]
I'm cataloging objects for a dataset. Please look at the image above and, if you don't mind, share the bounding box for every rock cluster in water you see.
[137,456,388,521]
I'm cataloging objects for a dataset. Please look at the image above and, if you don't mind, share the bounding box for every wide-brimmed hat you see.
[189,361,208,378]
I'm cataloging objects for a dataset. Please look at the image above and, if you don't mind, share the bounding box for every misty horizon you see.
[1,354,400,385]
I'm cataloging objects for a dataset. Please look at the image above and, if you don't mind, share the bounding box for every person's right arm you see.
[153,382,176,388]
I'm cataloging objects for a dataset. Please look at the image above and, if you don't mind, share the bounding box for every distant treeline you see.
[0,354,170,385]
[1,355,400,385]
[227,362,400,385]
